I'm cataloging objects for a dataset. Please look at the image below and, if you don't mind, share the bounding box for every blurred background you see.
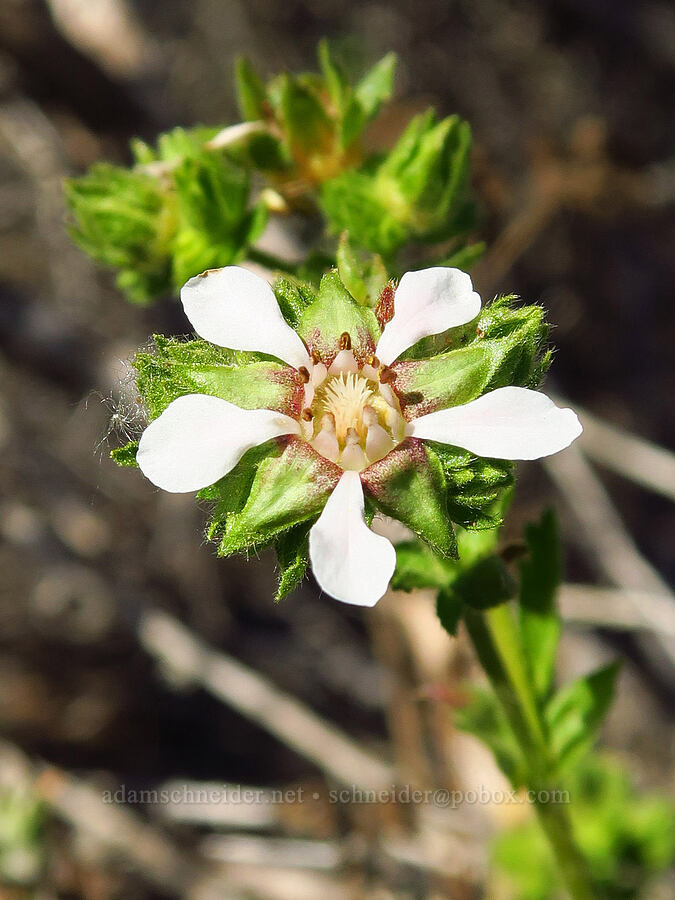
[0,0,673,897]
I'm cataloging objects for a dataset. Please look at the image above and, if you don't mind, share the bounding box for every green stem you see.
[247,246,299,274]
[464,605,594,900]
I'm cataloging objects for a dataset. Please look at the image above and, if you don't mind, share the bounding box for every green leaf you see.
[452,554,516,611]
[275,522,313,601]
[436,586,465,636]
[392,540,457,592]
[354,52,397,121]
[234,57,268,121]
[317,39,347,110]
[336,232,388,306]
[546,662,621,775]
[297,270,380,363]
[277,74,332,158]
[110,441,139,467]
[217,440,340,554]
[455,687,527,788]
[518,510,562,703]
[362,439,457,557]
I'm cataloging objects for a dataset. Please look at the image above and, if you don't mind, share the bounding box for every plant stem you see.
[464,605,594,900]
[247,246,299,274]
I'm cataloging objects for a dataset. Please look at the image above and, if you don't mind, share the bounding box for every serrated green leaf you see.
[518,510,562,703]
[546,662,621,775]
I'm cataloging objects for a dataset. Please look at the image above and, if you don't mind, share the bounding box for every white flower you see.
[136,265,582,607]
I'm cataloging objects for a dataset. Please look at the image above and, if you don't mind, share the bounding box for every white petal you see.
[309,471,396,607]
[375,267,482,365]
[409,387,582,460]
[137,394,300,493]
[181,266,310,370]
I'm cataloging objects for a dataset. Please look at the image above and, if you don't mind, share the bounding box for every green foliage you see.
[65,128,267,304]
[519,510,562,703]
[491,754,675,900]
[422,512,621,791]
[64,163,175,304]
[545,663,621,776]
[320,110,475,260]
[392,527,501,629]
[235,43,396,188]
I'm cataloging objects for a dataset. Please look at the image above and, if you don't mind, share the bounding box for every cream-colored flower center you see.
[298,350,406,472]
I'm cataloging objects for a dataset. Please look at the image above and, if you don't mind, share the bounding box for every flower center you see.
[298,349,406,471]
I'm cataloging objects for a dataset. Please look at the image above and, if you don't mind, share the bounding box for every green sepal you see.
[545,662,621,776]
[428,442,514,531]
[275,522,313,601]
[393,344,491,420]
[273,276,318,328]
[110,441,139,467]
[362,438,457,557]
[518,510,562,703]
[393,295,550,406]
[134,336,300,420]
[297,269,380,363]
[336,232,388,306]
[214,439,340,555]
[200,442,275,537]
